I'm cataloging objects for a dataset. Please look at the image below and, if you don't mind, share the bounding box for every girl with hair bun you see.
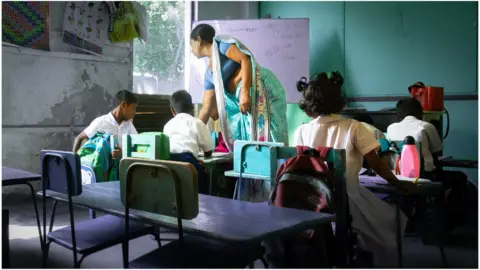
[294,72,416,267]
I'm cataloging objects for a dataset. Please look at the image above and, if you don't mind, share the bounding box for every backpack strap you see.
[316,147,330,159]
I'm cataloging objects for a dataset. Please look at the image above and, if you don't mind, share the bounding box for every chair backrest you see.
[40,150,82,196]
[119,158,199,220]
[276,146,350,267]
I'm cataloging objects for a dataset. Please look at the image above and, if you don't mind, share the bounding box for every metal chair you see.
[121,158,266,268]
[40,150,161,268]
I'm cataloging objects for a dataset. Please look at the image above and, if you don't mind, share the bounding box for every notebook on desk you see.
[359,174,431,185]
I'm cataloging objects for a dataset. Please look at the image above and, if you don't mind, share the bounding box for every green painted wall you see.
[260,1,478,182]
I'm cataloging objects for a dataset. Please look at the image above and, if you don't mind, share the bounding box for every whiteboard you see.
[188,19,309,104]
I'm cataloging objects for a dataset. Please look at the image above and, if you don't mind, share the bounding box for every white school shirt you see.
[360,122,386,140]
[163,113,214,158]
[293,115,406,267]
[83,112,138,142]
[386,116,443,172]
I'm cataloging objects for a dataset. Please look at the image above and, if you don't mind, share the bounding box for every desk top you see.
[39,181,334,243]
[359,175,442,196]
[2,167,41,186]
[197,152,233,164]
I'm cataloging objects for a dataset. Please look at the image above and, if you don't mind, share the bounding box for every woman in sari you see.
[190,24,288,201]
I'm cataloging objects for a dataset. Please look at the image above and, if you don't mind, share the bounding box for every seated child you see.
[293,72,415,267]
[163,90,214,194]
[387,98,442,177]
[73,90,138,159]
[387,98,468,229]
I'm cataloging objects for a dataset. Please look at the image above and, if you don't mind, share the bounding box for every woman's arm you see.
[198,90,218,124]
[225,44,252,113]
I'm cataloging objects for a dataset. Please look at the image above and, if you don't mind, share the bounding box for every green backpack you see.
[78,132,119,183]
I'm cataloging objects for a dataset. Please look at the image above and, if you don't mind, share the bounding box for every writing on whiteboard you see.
[228,27,258,33]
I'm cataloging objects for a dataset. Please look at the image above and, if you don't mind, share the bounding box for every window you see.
[133,1,191,95]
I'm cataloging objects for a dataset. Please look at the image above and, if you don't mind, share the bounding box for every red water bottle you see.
[400,136,421,178]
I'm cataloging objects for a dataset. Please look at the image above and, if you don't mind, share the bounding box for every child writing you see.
[163,90,214,194]
[294,72,415,267]
[387,97,468,229]
[72,90,138,159]
[387,98,443,177]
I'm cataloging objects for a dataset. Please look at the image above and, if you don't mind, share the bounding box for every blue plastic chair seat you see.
[129,235,265,268]
[47,214,155,255]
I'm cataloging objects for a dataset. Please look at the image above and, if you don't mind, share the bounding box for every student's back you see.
[163,90,214,194]
[295,116,378,183]
[293,72,416,267]
[386,98,442,173]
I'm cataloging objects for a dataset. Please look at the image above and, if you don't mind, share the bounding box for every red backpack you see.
[266,146,338,267]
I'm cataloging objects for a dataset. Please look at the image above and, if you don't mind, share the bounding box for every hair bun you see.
[296,77,309,92]
[330,71,344,87]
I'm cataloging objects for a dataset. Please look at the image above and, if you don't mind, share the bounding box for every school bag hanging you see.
[265,146,337,268]
[77,132,119,184]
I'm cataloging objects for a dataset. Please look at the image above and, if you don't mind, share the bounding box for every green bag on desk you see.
[78,132,119,183]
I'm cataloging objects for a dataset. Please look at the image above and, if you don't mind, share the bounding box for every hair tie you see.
[297,77,309,92]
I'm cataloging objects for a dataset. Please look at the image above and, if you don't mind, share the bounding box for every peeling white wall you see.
[2,2,132,193]
[2,1,258,193]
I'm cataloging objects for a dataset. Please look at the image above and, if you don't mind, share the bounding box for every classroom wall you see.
[2,2,132,193]
[260,1,478,183]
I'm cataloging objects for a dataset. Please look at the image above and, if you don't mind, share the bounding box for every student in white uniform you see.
[293,72,416,267]
[386,98,443,177]
[387,98,468,229]
[72,90,138,159]
[163,90,214,194]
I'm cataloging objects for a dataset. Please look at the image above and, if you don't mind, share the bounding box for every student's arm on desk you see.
[364,151,417,193]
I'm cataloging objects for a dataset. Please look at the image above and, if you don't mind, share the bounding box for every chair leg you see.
[439,247,447,267]
[260,257,269,268]
[89,209,96,219]
[76,254,87,268]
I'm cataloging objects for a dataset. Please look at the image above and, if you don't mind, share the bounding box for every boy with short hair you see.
[387,98,443,175]
[72,90,138,159]
[387,98,468,229]
[163,90,214,194]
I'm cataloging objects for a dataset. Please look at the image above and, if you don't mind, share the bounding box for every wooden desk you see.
[38,181,335,244]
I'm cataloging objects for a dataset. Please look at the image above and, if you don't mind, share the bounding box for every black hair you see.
[190,24,215,44]
[297,71,346,117]
[396,98,423,121]
[353,114,375,126]
[170,90,194,114]
[116,90,137,105]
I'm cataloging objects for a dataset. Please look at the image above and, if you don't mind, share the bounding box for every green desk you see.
[198,153,233,197]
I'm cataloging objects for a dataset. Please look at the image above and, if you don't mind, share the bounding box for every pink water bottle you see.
[400,136,421,178]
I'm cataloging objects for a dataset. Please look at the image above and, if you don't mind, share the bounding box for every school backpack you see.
[264,146,338,268]
[77,132,119,184]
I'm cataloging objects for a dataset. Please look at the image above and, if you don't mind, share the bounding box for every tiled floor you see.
[3,191,478,268]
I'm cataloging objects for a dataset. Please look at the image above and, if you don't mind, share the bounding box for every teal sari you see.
[211,36,288,201]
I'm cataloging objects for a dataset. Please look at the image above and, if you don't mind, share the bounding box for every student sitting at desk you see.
[163,90,214,194]
[72,90,138,159]
[294,72,415,267]
[387,98,468,229]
